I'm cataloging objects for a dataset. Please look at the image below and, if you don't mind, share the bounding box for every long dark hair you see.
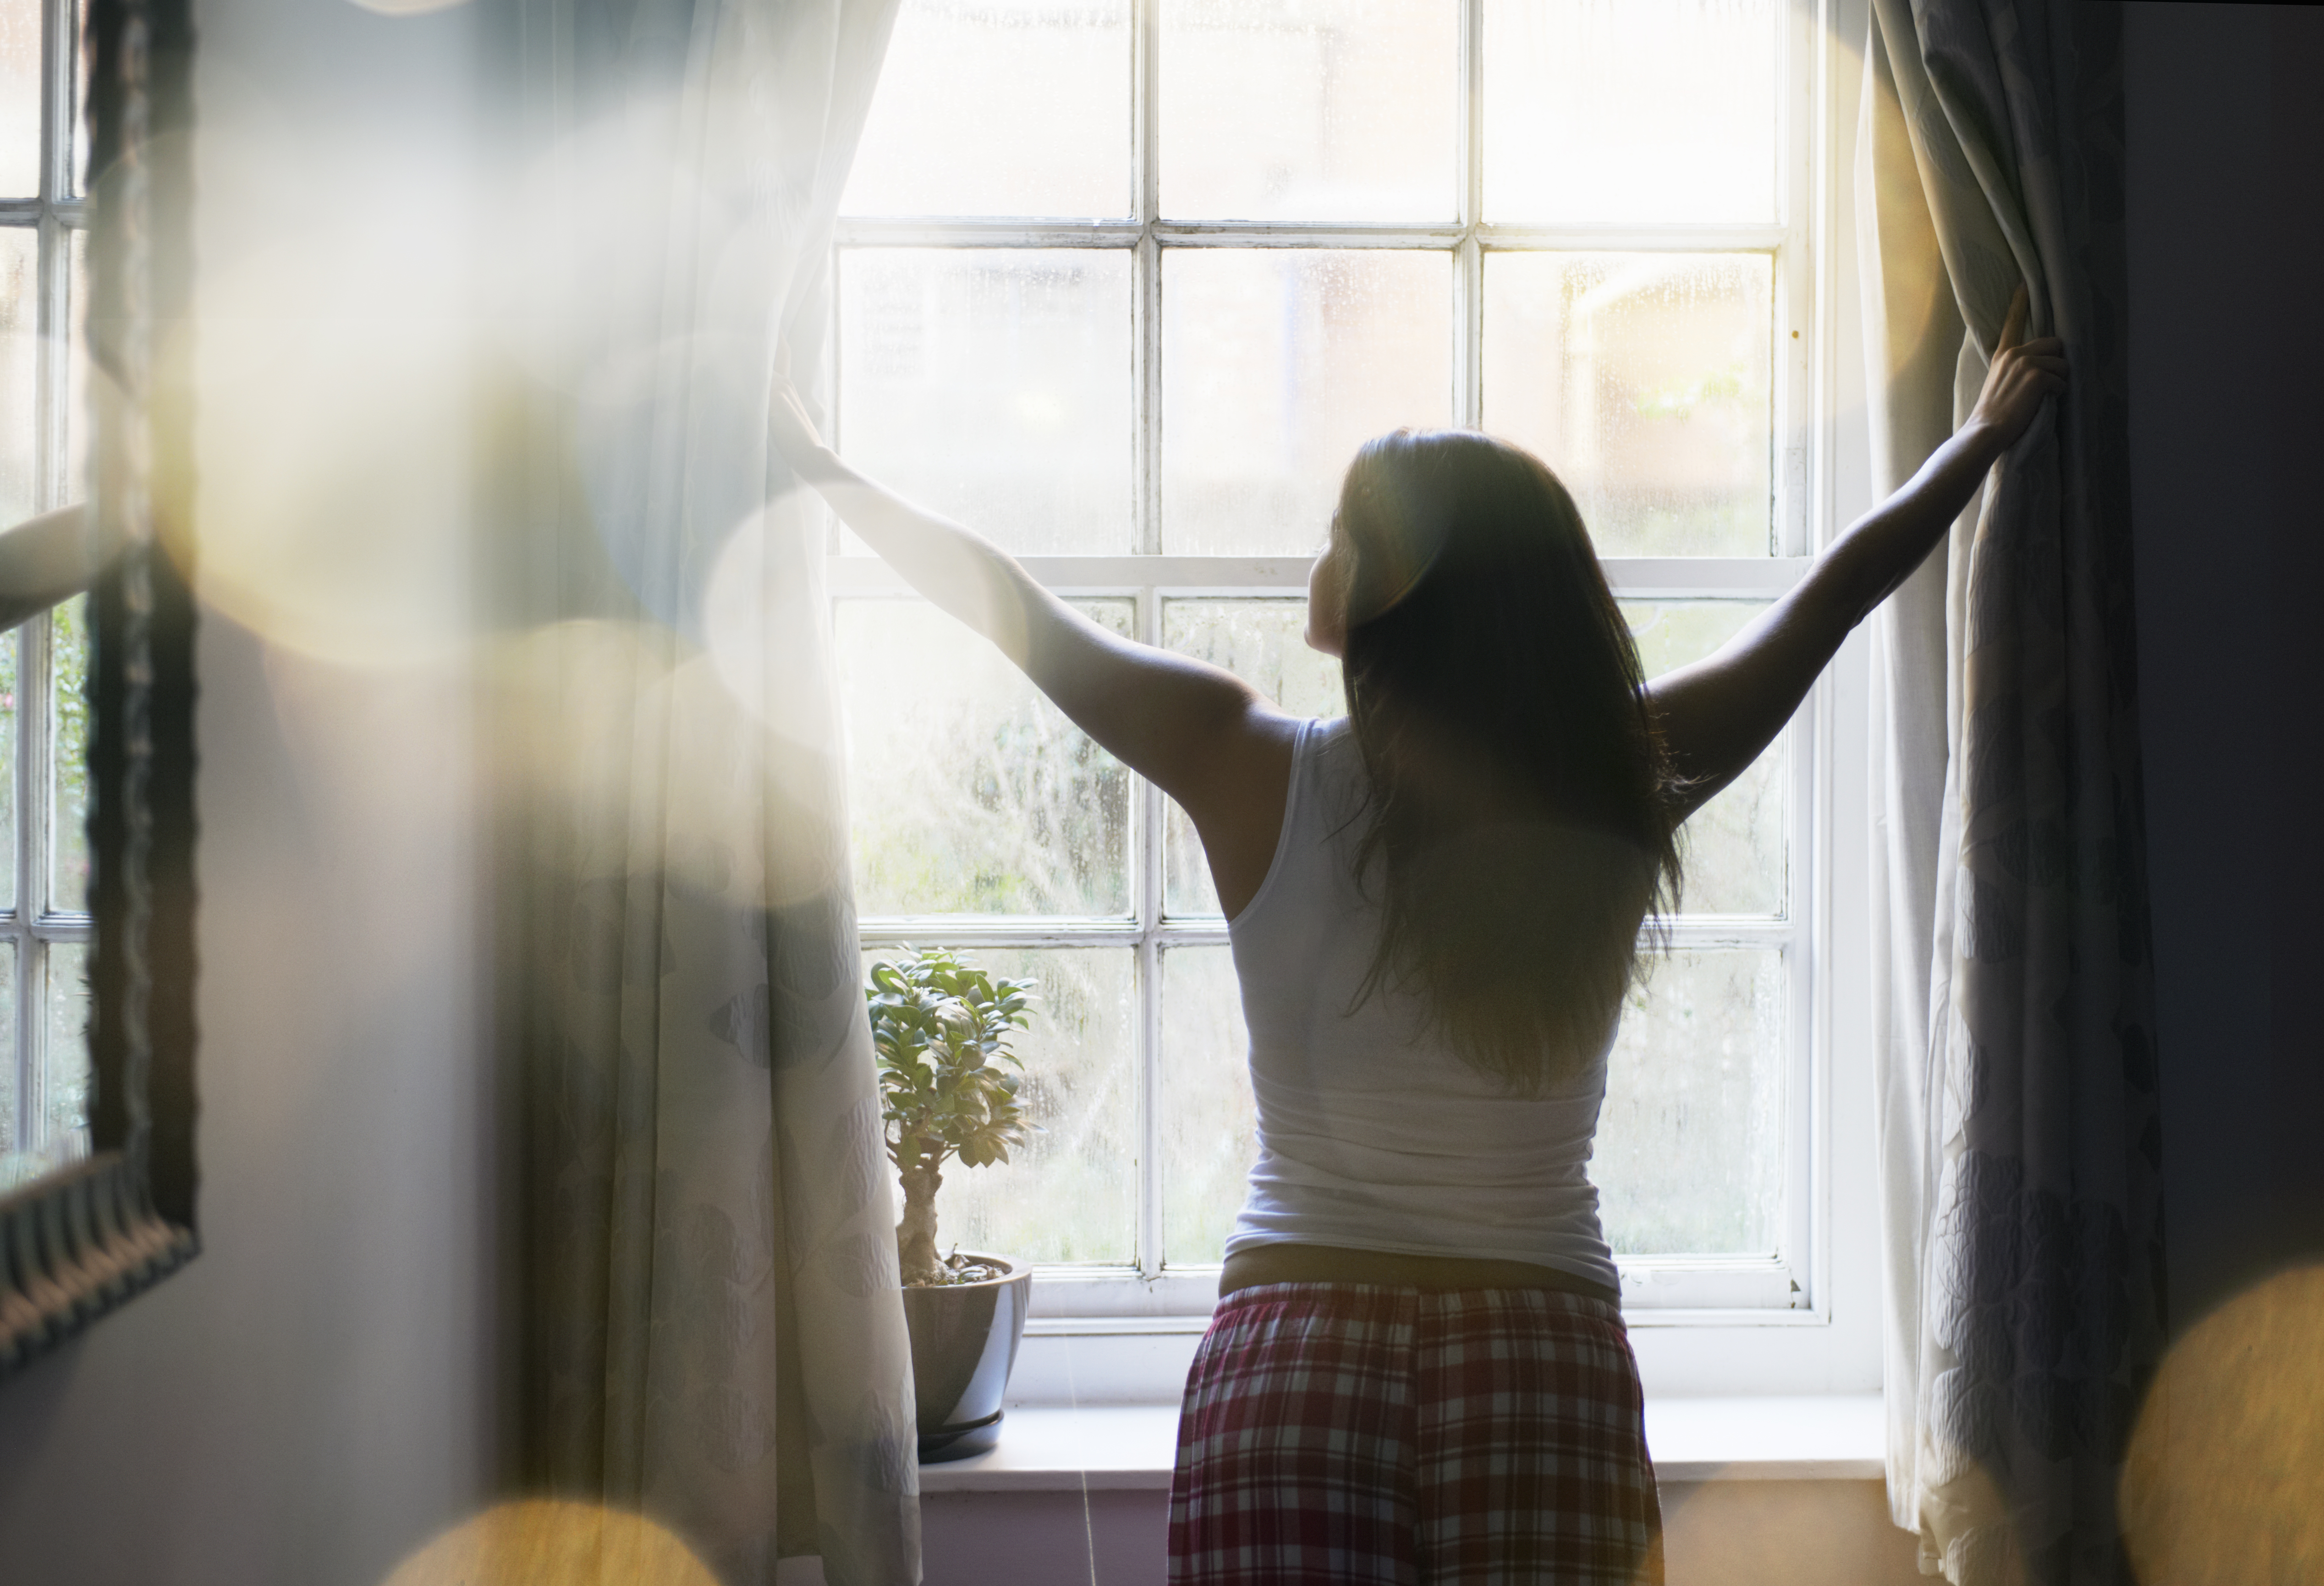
[1333,429,1683,1094]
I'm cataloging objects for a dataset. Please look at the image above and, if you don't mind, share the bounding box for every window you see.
[0,0,91,1196]
[832,0,1824,1323]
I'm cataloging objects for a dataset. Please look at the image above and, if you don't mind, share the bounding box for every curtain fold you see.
[504,1,912,1581]
[1858,4,2165,1582]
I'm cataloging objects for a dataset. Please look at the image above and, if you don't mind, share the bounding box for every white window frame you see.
[0,0,93,1188]
[829,0,1877,1379]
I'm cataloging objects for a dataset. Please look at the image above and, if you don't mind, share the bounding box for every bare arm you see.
[768,380,1297,909]
[0,503,104,633]
[1649,287,2066,820]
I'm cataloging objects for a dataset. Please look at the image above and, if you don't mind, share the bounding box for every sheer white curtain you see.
[1857,4,2166,1582]
[506,1,912,1581]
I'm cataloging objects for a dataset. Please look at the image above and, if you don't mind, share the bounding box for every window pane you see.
[1161,0,1456,221]
[0,227,34,526]
[44,940,88,1151]
[66,227,86,500]
[1160,598,1341,916]
[0,942,16,1180]
[1482,0,1779,223]
[1164,248,1450,555]
[0,0,36,198]
[1596,945,1785,1255]
[49,594,88,912]
[1623,600,1785,916]
[1160,944,1254,1266]
[839,597,1133,916]
[1484,252,1772,556]
[839,248,1132,555]
[0,626,15,912]
[843,0,1130,218]
[869,945,1137,1265]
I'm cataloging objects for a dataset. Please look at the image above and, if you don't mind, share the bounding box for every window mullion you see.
[40,0,68,206]
[1135,231,1161,559]
[1454,0,1482,433]
[1133,0,1158,230]
[1138,914,1164,1278]
[1136,585,1165,1279]
[1132,0,1159,557]
[1454,234,1481,431]
[1132,0,1164,1280]
[1459,0,1482,230]
[1654,916,1797,950]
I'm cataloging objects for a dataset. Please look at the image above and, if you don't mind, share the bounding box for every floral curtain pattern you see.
[1859,3,2166,1581]
[506,0,912,1581]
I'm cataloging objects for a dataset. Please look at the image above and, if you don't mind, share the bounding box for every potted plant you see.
[867,947,1039,1462]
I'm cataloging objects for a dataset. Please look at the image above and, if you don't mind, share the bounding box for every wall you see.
[0,0,498,1580]
[2125,1,2324,1334]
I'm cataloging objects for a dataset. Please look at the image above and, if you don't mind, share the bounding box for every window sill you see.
[916,1395,1885,1493]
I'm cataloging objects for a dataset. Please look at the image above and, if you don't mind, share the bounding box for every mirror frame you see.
[0,0,198,1376]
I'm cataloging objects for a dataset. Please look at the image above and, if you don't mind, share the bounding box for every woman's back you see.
[1226,715,1621,1295]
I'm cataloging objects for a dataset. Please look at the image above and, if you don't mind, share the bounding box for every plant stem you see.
[897,1161,946,1286]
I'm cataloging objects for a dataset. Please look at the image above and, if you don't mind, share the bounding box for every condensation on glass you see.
[49,593,86,912]
[837,597,1134,917]
[865,944,1140,1266]
[838,249,1133,555]
[1485,252,1775,557]
[1623,599,1786,916]
[0,228,33,527]
[0,0,38,199]
[843,0,1132,219]
[1482,0,1780,224]
[1160,598,1340,916]
[0,941,14,1179]
[1595,946,1787,1255]
[41,939,86,1157]
[1160,0,1458,221]
[1160,944,1790,1264]
[66,228,86,499]
[833,0,1807,1290]
[1164,248,1450,555]
[0,629,14,913]
[1159,944,1254,1266]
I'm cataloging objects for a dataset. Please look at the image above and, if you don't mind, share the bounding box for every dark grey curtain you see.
[1861,4,2165,1582]
[497,0,912,1580]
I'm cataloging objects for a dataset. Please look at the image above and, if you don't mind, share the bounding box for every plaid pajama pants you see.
[1168,1283,1663,1586]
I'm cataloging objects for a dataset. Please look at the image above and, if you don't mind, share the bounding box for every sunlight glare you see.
[380,1499,716,1586]
[187,183,474,670]
[2122,1264,2324,1584]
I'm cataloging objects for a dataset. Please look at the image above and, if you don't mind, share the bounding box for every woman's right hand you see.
[1964,285,2069,453]
[767,348,834,472]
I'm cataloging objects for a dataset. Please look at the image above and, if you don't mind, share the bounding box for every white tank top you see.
[1223,715,1621,1293]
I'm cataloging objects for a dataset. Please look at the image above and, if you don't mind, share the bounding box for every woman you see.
[768,286,2064,1584]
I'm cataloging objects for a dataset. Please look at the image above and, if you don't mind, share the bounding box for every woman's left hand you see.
[1966,284,2069,451]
